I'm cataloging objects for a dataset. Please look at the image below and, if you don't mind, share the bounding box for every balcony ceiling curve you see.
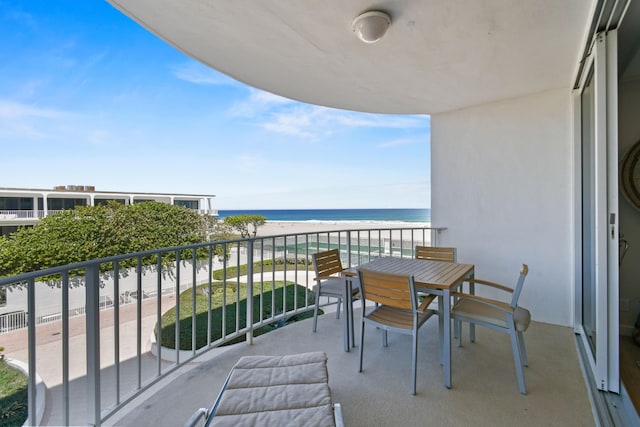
[107,0,592,115]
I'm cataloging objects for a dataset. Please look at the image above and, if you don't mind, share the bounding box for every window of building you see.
[174,200,199,210]
[0,197,34,211]
[48,198,88,210]
[95,198,126,206]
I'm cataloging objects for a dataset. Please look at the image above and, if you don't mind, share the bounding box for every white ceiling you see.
[107,0,593,115]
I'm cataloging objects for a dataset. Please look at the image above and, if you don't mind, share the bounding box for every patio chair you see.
[357,268,437,395]
[450,264,530,394]
[311,249,359,334]
[415,245,457,339]
[415,245,457,262]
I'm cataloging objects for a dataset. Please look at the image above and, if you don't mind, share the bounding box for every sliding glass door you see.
[576,31,619,393]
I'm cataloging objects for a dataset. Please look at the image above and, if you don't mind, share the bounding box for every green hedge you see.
[212,258,312,280]
[0,359,28,426]
[159,281,315,350]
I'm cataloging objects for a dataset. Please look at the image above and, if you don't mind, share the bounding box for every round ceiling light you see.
[352,11,391,44]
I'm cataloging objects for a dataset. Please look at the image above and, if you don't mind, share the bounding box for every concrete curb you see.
[149,330,195,362]
[5,357,46,427]
[149,329,246,363]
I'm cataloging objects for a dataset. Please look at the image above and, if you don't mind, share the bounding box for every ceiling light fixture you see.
[352,11,391,44]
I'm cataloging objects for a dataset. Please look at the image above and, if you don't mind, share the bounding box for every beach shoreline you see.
[256,220,431,237]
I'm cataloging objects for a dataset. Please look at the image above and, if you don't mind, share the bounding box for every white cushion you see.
[210,352,335,427]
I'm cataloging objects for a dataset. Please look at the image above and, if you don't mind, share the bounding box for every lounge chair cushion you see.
[209,352,335,427]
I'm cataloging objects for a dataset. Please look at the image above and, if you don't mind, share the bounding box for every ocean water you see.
[217,208,430,224]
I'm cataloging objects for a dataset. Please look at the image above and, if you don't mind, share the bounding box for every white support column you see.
[32,196,38,218]
[43,194,49,217]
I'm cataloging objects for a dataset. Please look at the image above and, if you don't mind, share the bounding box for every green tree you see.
[223,214,267,238]
[0,202,228,278]
[201,214,233,242]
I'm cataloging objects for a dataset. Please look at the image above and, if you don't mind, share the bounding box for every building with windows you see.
[0,186,217,235]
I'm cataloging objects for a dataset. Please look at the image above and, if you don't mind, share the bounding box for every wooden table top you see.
[347,257,474,291]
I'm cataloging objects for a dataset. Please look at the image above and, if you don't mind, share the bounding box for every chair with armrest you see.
[415,246,457,262]
[311,249,359,335]
[450,264,530,394]
[357,268,437,395]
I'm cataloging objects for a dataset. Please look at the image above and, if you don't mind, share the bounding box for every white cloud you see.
[261,106,320,138]
[258,106,427,139]
[229,89,429,139]
[229,88,296,117]
[333,113,427,129]
[0,99,84,140]
[377,138,417,148]
[171,61,238,86]
[250,90,292,106]
[234,154,267,169]
[88,129,110,145]
[0,100,78,120]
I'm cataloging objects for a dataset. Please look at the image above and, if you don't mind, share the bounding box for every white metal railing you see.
[0,310,27,332]
[199,209,218,216]
[0,210,64,220]
[0,226,444,426]
[1,294,140,333]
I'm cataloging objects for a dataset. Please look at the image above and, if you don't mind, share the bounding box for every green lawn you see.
[212,258,312,280]
[159,281,316,350]
[0,360,28,427]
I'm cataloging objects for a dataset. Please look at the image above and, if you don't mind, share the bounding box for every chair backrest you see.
[415,246,457,262]
[312,249,344,280]
[510,264,529,308]
[358,268,417,311]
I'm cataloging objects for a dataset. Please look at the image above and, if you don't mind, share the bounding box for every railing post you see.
[246,239,254,344]
[192,249,197,356]
[85,264,101,426]
[347,231,352,268]
[27,279,37,427]
[62,272,70,425]
[136,257,142,388]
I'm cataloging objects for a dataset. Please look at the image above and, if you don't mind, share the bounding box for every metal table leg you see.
[343,279,351,352]
[443,288,452,389]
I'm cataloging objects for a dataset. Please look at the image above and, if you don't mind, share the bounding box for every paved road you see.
[3,295,177,425]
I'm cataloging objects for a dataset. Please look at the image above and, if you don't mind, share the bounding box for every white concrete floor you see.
[4,284,595,427]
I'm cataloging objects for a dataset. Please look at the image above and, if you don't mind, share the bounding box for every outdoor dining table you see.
[345,256,474,389]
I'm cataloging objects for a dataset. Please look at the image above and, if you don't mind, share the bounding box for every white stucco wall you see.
[618,77,640,333]
[431,88,573,326]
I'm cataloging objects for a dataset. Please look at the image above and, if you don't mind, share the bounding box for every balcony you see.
[0,227,594,426]
[0,210,63,220]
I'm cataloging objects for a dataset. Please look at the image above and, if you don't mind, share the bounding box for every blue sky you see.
[0,1,430,210]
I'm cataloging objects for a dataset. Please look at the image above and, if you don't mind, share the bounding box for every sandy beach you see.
[256,220,431,237]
